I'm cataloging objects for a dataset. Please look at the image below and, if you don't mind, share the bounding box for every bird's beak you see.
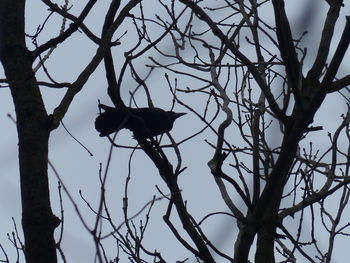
[174,112,186,119]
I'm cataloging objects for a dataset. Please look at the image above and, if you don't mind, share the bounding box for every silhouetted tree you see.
[1,0,350,262]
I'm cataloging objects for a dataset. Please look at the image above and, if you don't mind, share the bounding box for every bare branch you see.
[33,0,98,57]
[321,16,350,90]
[328,75,350,93]
[271,0,301,105]
[307,1,342,80]
[178,0,287,122]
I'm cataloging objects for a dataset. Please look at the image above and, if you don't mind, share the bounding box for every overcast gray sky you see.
[1,1,350,262]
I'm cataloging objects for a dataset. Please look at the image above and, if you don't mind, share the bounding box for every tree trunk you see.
[0,1,59,262]
[233,221,256,263]
[255,217,277,263]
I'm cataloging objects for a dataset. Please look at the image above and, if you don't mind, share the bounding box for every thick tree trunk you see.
[233,221,256,263]
[0,1,59,262]
[255,218,277,263]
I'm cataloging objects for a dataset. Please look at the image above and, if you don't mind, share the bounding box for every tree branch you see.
[271,0,301,105]
[102,0,124,107]
[321,16,350,90]
[178,0,287,123]
[328,75,350,92]
[33,0,98,57]
[135,136,215,263]
[50,0,142,129]
[40,0,104,45]
[307,1,342,80]
[280,108,350,218]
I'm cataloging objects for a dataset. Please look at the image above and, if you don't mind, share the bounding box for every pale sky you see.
[1,1,350,262]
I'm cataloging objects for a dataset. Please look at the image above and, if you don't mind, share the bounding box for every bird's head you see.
[169,111,186,120]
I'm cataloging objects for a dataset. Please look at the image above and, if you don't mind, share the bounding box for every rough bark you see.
[0,1,59,262]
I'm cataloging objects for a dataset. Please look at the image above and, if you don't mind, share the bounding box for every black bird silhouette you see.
[95,104,186,137]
